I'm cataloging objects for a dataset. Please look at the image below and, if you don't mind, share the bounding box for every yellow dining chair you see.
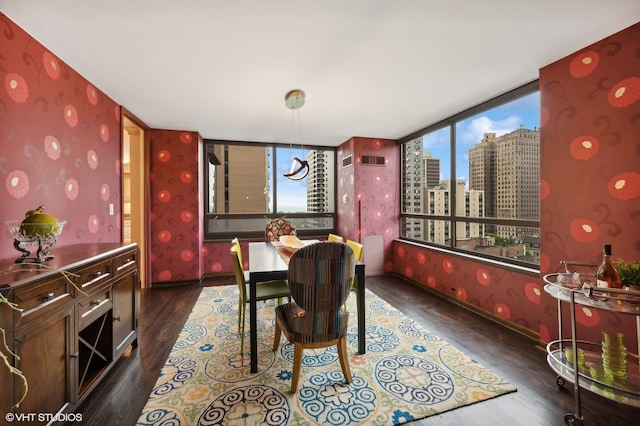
[272,241,355,392]
[231,245,290,354]
[328,233,344,242]
[345,239,364,305]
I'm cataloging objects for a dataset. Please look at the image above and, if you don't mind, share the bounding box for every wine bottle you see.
[596,243,621,289]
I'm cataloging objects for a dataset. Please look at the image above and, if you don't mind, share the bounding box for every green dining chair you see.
[231,237,250,284]
[231,245,290,354]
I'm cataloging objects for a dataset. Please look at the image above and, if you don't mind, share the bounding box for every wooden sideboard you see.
[0,243,139,424]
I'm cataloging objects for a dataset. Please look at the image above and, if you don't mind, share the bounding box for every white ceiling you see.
[2,1,639,147]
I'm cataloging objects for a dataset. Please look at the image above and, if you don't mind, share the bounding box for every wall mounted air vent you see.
[361,155,385,166]
[342,155,353,168]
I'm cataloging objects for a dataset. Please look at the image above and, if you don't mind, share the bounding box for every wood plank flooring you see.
[74,274,640,426]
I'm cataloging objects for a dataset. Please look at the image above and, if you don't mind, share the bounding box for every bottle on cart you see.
[596,243,621,289]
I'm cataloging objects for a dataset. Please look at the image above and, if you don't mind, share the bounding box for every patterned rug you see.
[137,285,516,425]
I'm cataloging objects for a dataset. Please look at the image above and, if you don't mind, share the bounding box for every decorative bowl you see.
[6,219,66,243]
[5,220,67,263]
[279,235,304,253]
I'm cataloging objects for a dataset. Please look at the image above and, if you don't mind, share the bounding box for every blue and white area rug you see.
[137,285,516,425]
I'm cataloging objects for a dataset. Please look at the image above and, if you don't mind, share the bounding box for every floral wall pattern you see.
[149,129,203,283]
[392,242,541,332]
[539,22,640,344]
[0,14,121,261]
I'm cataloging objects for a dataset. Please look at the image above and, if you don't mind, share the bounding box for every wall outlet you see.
[109,203,114,215]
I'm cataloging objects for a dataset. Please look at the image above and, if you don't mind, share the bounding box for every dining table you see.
[248,240,366,373]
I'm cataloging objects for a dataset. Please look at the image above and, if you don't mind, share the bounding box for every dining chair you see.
[231,245,290,354]
[231,237,250,284]
[328,233,344,242]
[272,241,355,392]
[265,217,297,242]
[346,238,364,292]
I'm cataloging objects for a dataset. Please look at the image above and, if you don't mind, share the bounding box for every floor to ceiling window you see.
[400,81,540,267]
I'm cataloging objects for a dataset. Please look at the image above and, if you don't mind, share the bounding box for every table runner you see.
[270,241,294,264]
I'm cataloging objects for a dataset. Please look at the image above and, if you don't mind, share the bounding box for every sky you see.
[275,147,311,212]
[423,91,540,182]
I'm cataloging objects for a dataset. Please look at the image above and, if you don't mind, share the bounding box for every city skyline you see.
[423,91,540,184]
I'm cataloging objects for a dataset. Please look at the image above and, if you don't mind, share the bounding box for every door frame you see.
[121,107,151,289]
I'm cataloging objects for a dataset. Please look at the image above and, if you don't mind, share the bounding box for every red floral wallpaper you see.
[393,243,541,331]
[337,137,399,272]
[149,129,203,283]
[539,22,640,344]
[0,14,121,261]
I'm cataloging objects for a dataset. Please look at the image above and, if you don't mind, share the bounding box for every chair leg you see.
[272,321,281,352]
[291,343,303,393]
[337,337,352,384]
[239,301,245,354]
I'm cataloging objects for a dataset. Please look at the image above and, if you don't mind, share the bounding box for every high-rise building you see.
[423,152,440,189]
[402,138,426,238]
[469,126,540,239]
[306,149,334,213]
[426,179,484,246]
[469,133,497,220]
[496,125,540,238]
[211,144,270,213]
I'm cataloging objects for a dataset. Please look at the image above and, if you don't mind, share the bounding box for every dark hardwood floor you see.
[74,274,640,426]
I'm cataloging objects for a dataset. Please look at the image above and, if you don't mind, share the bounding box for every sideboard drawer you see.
[77,258,112,293]
[13,274,73,327]
[78,284,113,328]
[114,249,137,277]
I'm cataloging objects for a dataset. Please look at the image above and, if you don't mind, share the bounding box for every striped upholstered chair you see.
[272,241,355,392]
[265,217,296,242]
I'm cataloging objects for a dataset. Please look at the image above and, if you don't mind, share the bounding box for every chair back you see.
[328,233,344,242]
[287,242,355,312]
[346,239,364,262]
[231,237,244,268]
[230,246,247,304]
[265,217,297,242]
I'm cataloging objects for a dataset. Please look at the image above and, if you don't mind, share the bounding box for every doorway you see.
[122,111,150,288]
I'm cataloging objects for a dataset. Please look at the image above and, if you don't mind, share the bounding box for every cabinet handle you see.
[91,271,103,279]
[42,292,54,301]
[92,300,101,306]
[114,316,121,321]
[70,352,79,359]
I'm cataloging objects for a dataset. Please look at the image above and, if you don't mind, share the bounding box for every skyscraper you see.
[469,125,540,238]
[306,149,334,213]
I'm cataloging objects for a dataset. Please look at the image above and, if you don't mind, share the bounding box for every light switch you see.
[109,203,114,215]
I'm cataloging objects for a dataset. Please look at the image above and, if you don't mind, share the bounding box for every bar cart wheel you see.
[564,413,583,425]
[556,376,566,388]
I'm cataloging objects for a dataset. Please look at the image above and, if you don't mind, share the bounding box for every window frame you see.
[398,80,540,270]
[203,139,338,242]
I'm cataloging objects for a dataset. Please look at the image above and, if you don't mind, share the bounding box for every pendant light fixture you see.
[283,89,309,180]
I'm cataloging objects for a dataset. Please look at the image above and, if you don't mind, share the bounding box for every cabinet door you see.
[112,272,138,357]
[14,305,77,421]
